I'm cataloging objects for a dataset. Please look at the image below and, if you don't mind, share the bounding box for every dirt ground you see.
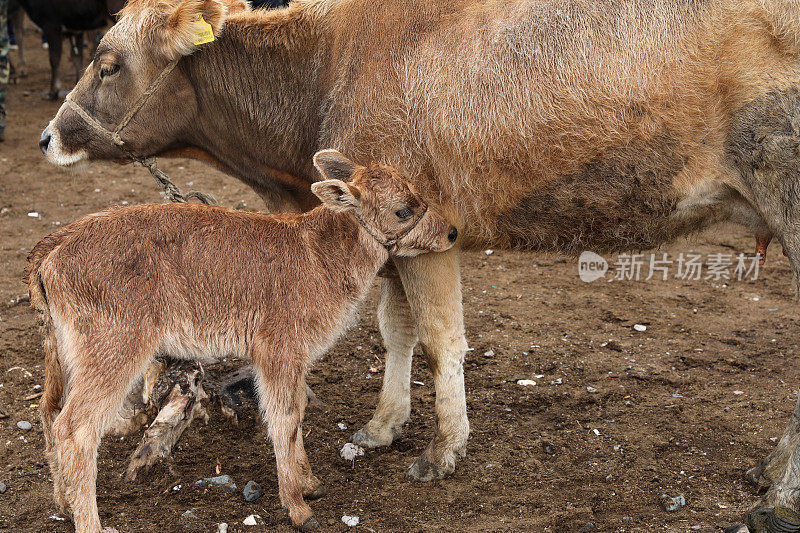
[2,30,799,533]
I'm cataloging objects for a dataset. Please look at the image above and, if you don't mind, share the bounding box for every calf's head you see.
[311,150,458,256]
[39,0,243,167]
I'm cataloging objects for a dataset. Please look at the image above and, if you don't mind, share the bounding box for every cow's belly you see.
[477,137,738,254]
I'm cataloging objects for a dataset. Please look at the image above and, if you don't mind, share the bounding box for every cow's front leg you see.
[398,248,469,481]
[352,273,417,448]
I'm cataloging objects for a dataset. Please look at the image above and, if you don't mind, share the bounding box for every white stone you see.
[342,516,360,527]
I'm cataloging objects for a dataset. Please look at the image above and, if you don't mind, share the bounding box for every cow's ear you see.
[311,180,361,212]
[313,149,361,182]
[161,0,227,59]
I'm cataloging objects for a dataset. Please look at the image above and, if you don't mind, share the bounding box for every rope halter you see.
[352,205,429,251]
[63,57,216,205]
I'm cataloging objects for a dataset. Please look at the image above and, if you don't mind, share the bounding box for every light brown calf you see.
[24,149,457,532]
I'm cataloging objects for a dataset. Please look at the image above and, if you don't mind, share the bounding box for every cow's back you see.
[319,0,796,252]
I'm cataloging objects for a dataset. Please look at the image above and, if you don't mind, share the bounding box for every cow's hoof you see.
[405,454,453,482]
[297,516,320,531]
[351,426,393,449]
[305,485,327,500]
[745,507,800,533]
[725,525,750,533]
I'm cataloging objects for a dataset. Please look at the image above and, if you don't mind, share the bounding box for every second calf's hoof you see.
[746,507,800,533]
[298,516,321,531]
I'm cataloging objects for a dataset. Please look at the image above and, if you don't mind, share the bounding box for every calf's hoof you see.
[305,485,327,500]
[351,426,395,449]
[297,517,320,531]
[745,508,800,533]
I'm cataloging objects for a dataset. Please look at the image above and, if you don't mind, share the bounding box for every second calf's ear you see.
[311,179,361,212]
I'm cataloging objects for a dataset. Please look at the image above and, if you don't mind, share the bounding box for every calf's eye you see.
[99,64,120,80]
[395,208,413,220]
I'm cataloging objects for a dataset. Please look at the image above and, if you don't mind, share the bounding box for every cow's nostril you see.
[448,227,458,243]
[39,131,52,155]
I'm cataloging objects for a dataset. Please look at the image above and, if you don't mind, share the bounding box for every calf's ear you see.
[313,149,361,182]
[160,0,227,59]
[311,180,361,212]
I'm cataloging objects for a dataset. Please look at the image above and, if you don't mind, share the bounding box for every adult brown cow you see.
[37,0,800,525]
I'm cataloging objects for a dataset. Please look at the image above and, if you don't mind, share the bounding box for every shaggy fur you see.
[25,151,455,532]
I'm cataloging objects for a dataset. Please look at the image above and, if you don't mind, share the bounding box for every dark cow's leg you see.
[44,25,62,100]
[67,32,84,88]
[10,8,26,78]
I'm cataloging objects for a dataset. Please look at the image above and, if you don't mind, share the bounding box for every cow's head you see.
[39,0,247,167]
[312,150,459,256]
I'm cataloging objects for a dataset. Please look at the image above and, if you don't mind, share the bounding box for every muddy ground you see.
[1,29,799,533]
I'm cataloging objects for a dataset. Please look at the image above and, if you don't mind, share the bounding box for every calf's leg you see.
[253,353,318,530]
[50,333,151,532]
[397,248,469,481]
[352,274,417,448]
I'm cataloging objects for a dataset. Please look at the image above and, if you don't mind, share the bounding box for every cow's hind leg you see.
[396,249,469,482]
[253,349,318,530]
[352,274,417,448]
[51,333,152,532]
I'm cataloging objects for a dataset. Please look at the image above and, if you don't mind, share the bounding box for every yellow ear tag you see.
[192,14,215,46]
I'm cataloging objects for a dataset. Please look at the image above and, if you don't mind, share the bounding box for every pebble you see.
[661,493,686,512]
[27,212,39,218]
[337,423,347,430]
[195,475,237,492]
[0,481,6,494]
[340,443,364,461]
[586,386,598,393]
[484,350,495,356]
[633,324,647,332]
[242,480,262,502]
[243,514,260,526]
[17,421,32,431]
[724,525,749,533]
[178,509,199,527]
[342,515,360,527]
[485,249,494,255]
[517,379,536,386]
[217,523,228,533]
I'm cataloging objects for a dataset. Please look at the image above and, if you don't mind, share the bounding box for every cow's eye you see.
[99,64,120,80]
[395,208,413,220]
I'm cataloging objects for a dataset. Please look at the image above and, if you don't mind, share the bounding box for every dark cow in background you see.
[250,0,289,8]
[9,0,124,98]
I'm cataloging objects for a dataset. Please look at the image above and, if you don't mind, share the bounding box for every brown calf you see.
[24,150,457,532]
